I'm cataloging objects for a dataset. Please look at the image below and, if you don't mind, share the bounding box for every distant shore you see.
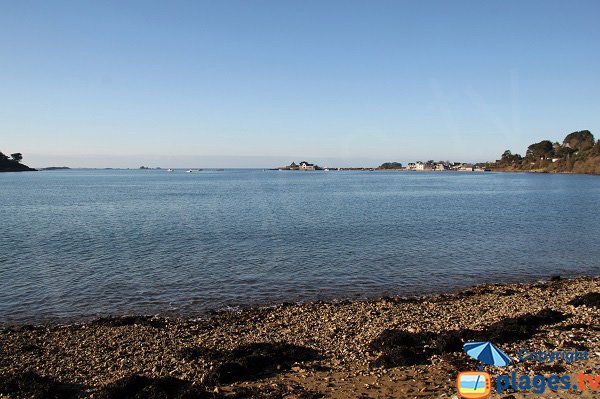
[2,275,598,398]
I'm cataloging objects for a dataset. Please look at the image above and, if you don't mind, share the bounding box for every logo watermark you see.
[457,342,597,398]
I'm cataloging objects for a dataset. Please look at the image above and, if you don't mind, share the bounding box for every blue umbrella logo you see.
[463,341,511,367]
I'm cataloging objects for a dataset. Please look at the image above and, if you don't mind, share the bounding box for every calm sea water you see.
[1,169,599,323]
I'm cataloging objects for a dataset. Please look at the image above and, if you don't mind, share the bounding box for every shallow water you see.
[1,169,599,323]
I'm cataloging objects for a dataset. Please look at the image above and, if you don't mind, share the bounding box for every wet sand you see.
[1,276,598,398]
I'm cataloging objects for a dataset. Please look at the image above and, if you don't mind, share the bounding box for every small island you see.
[40,166,71,171]
[0,151,35,172]
[275,161,324,171]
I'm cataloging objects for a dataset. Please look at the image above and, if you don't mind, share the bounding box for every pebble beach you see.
[1,276,599,399]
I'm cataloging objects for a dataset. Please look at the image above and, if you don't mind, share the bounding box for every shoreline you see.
[490,167,600,176]
[0,272,586,328]
[1,275,598,398]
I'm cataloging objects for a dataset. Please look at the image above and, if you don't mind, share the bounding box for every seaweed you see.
[201,343,321,384]
[0,370,84,399]
[98,375,211,399]
[568,292,600,308]
[370,309,569,368]
[91,316,167,329]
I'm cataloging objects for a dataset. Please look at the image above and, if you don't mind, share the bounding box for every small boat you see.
[186,169,193,173]
[167,169,173,172]
[324,168,329,172]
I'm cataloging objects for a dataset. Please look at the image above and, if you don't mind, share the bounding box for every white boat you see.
[167,169,173,172]
[186,169,193,173]
[324,168,329,171]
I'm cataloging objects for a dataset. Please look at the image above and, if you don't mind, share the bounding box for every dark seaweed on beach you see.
[19,343,42,353]
[0,370,83,399]
[98,375,212,399]
[177,346,224,362]
[369,330,463,367]
[568,292,600,308]
[91,316,168,329]
[201,343,321,385]
[370,309,569,368]
[478,309,568,343]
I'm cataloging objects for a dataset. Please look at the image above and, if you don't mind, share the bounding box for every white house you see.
[299,161,315,171]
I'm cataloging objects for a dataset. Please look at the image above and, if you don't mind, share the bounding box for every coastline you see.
[273,167,600,176]
[1,276,598,398]
[490,167,600,176]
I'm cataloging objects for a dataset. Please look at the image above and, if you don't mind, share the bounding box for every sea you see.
[1,169,599,324]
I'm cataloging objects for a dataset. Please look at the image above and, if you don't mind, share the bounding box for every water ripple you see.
[0,170,599,323]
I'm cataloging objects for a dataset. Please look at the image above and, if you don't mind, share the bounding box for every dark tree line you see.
[0,151,35,172]
[0,152,23,163]
[494,130,598,173]
[378,162,403,169]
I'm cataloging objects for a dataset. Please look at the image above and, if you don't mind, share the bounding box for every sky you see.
[1,0,599,168]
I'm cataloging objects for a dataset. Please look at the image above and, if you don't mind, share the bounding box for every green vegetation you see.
[563,130,594,151]
[492,130,600,175]
[526,140,554,160]
[377,162,403,169]
[0,151,35,172]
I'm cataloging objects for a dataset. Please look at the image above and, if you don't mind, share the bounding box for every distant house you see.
[434,162,448,171]
[407,161,434,171]
[299,161,315,171]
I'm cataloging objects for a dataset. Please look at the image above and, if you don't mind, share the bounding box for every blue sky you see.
[1,0,599,168]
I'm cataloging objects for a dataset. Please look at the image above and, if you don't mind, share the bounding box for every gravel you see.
[1,276,598,398]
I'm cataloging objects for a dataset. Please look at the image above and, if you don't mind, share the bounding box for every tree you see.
[10,153,23,163]
[0,152,8,162]
[378,162,403,169]
[555,146,576,158]
[499,150,522,165]
[563,130,594,151]
[592,140,600,155]
[526,140,554,160]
